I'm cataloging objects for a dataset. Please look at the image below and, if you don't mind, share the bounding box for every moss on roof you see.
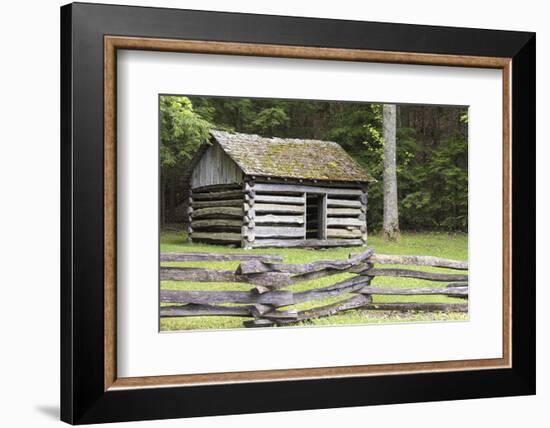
[210,130,374,183]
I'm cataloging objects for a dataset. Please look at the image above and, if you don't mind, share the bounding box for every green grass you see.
[160,231,468,331]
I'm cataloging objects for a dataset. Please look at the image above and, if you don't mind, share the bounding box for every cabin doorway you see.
[305,194,327,239]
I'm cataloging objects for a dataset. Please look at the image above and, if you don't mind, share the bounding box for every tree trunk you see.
[382,104,400,241]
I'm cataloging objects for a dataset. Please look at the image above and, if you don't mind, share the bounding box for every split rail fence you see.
[160,250,468,327]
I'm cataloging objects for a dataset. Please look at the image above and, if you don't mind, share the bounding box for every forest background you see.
[159,95,468,233]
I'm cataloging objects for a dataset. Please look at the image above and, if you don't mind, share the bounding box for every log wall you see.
[189,183,244,245]
[189,175,368,248]
[244,178,367,248]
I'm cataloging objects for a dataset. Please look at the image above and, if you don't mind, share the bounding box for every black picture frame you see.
[61,2,535,424]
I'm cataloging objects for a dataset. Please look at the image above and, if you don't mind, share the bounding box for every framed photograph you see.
[60,2,535,424]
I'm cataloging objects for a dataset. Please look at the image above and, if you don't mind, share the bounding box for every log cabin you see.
[187,130,374,249]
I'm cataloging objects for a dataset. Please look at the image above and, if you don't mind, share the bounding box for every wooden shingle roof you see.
[210,130,374,183]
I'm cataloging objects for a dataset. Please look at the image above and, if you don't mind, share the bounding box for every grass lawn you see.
[160,231,468,331]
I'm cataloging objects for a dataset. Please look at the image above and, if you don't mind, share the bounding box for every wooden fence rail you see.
[160,250,468,327]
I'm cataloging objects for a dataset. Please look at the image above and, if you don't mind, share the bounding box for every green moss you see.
[212,130,375,182]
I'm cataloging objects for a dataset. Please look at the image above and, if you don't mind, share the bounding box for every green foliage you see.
[160,96,211,170]
[396,130,467,231]
[250,107,290,135]
[160,95,468,232]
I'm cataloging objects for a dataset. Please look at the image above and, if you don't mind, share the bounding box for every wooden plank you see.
[327,217,364,227]
[190,144,243,188]
[254,194,305,204]
[289,262,370,285]
[261,310,299,321]
[192,183,242,193]
[250,238,364,248]
[364,286,468,296]
[370,254,468,270]
[192,199,243,208]
[246,226,305,238]
[192,189,243,200]
[327,208,361,216]
[161,267,291,287]
[190,232,242,243]
[318,194,327,240]
[238,248,374,274]
[367,268,468,282]
[276,294,372,325]
[161,289,294,306]
[160,252,283,263]
[326,198,361,208]
[254,203,305,213]
[327,228,362,238]
[243,319,276,328]
[192,207,243,219]
[293,275,372,303]
[254,214,304,224]
[254,182,363,196]
[161,304,252,317]
[191,219,242,229]
[361,302,468,312]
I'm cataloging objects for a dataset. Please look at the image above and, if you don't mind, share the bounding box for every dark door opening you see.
[305,194,327,239]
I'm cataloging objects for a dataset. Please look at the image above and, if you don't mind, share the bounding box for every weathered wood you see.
[261,310,299,320]
[370,254,468,270]
[250,238,364,248]
[190,232,242,243]
[255,176,368,188]
[244,209,256,220]
[244,226,305,238]
[367,268,468,282]
[361,302,468,312]
[238,248,374,274]
[192,183,242,193]
[326,198,362,208]
[292,275,372,303]
[190,143,244,188]
[446,283,469,288]
[254,194,305,204]
[326,217,364,227]
[363,286,468,296]
[327,228,362,238]
[160,304,252,317]
[192,189,243,200]
[191,219,242,229]
[445,283,469,299]
[254,203,305,213]
[161,267,291,287]
[254,214,305,224]
[161,289,294,306]
[160,252,283,263]
[318,194,327,240]
[243,319,275,328]
[276,294,372,324]
[250,303,276,317]
[327,208,362,216]
[253,182,363,196]
[192,199,243,208]
[192,207,243,219]
[289,262,371,284]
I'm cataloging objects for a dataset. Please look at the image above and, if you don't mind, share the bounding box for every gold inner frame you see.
[104,35,512,391]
